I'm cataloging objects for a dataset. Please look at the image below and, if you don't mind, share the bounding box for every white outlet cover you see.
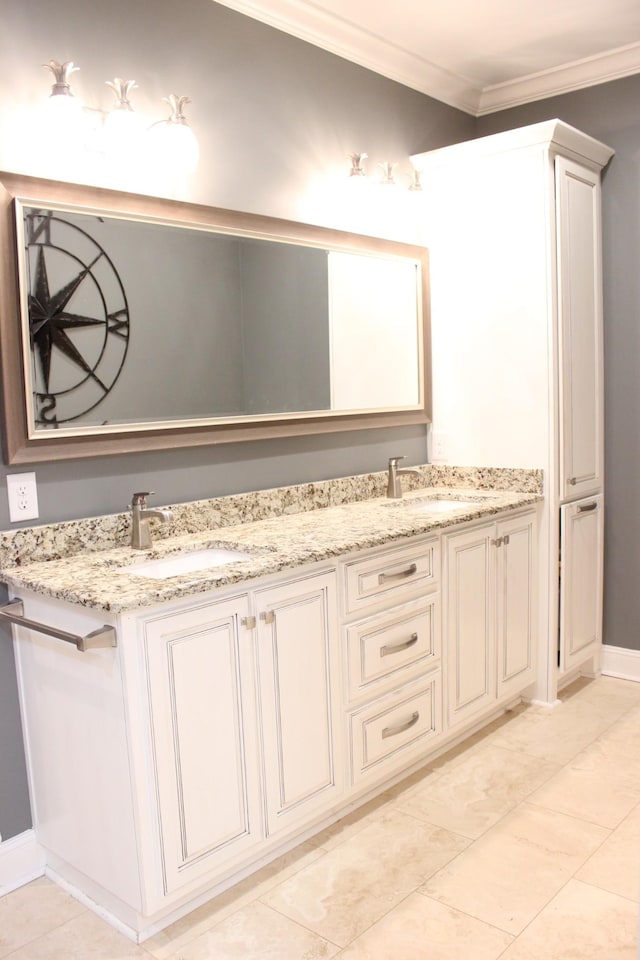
[7,472,39,522]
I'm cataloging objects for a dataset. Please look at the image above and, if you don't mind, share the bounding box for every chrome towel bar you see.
[0,599,117,652]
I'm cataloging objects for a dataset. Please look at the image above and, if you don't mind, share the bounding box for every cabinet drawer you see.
[345,596,440,703]
[343,539,439,616]
[350,676,441,784]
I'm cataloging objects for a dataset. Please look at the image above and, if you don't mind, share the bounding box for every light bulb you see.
[103,78,143,157]
[147,94,199,175]
[40,60,86,159]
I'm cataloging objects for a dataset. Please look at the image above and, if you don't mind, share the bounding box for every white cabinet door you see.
[446,512,537,727]
[496,512,537,699]
[445,523,495,728]
[556,157,604,500]
[144,596,263,895]
[560,496,604,673]
[254,571,344,838]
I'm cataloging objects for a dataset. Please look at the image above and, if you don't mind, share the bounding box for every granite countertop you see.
[0,466,542,614]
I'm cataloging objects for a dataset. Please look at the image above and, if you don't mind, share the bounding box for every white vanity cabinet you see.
[412,121,613,700]
[559,495,604,674]
[252,572,344,837]
[444,511,537,729]
[340,537,442,786]
[10,503,541,939]
[140,593,263,897]
[137,569,343,901]
[556,158,604,502]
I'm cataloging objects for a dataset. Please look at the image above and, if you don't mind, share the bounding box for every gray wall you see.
[476,75,640,653]
[0,0,473,841]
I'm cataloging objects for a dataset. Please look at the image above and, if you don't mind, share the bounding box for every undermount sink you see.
[121,548,254,579]
[386,496,487,514]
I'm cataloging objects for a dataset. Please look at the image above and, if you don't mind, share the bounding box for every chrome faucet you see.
[130,492,173,550]
[386,456,421,499]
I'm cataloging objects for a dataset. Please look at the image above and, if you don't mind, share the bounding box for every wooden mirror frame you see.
[0,172,431,464]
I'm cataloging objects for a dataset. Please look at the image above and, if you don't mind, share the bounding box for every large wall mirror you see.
[0,172,430,463]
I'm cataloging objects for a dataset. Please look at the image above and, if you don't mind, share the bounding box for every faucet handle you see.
[388,456,406,467]
[131,491,155,508]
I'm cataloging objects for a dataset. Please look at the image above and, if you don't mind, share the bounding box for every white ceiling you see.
[213,0,640,115]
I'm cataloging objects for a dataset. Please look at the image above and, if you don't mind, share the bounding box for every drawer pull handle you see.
[378,563,418,585]
[568,477,578,485]
[578,502,597,513]
[380,632,419,657]
[382,710,420,739]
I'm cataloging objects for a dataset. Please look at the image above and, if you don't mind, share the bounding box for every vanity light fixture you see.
[103,78,143,155]
[346,153,423,192]
[148,94,200,175]
[41,59,200,174]
[378,161,397,186]
[42,60,84,131]
[408,168,422,192]
[348,152,368,178]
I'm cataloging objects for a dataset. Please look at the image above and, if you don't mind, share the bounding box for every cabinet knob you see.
[260,611,276,625]
[241,616,256,630]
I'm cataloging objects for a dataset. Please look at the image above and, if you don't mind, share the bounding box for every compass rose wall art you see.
[23,207,130,427]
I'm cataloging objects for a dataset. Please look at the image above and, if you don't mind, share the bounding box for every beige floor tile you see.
[498,879,638,959]
[337,891,513,959]
[145,840,324,959]
[527,740,640,828]
[563,675,640,713]
[308,793,393,852]
[161,900,339,960]
[421,802,609,935]
[261,809,470,946]
[393,744,559,839]
[483,698,619,765]
[0,876,86,958]
[576,801,640,901]
[3,910,151,960]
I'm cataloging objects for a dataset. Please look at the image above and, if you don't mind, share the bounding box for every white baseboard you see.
[0,830,45,895]
[601,644,640,683]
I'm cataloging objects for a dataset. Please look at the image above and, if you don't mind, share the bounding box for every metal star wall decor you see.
[23,209,130,426]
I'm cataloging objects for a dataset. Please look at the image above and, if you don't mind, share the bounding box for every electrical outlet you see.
[431,431,450,463]
[7,472,39,522]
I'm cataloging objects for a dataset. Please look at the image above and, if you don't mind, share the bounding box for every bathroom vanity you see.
[2,468,544,940]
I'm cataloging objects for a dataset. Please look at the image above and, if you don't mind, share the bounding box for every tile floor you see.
[1,675,639,959]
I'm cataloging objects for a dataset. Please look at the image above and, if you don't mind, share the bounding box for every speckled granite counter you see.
[0,465,542,614]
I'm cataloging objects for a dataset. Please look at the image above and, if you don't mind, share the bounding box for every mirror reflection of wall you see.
[22,208,331,427]
[328,252,421,411]
[18,202,424,436]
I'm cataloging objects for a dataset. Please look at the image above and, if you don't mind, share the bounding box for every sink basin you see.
[386,497,486,514]
[121,548,254,579]
[407,498,482,513]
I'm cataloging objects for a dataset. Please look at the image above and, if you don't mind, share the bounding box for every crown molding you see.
[211,0,482,113]
[212,0,640,116]
[477,40,640,115]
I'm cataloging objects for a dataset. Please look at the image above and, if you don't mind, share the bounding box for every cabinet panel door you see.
[445,524,495,728]
[560,496,603,673]
[496,512,537,699]
[556,157,603,499]
[144,596,262,895]
[255,571,344,837]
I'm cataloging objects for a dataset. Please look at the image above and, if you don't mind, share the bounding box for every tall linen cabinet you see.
[412,120,614,702]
